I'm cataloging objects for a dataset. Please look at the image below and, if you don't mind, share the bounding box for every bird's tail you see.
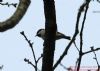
[63,35,71,40]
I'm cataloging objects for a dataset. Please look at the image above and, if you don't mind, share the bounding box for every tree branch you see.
[0,0,31,32]
[77,0,90,71]
[60,63,73,71]
[0,2,17,7]
[53,0,91,70]
[24,58,41,71]
[90,47,100,71]
[83,47,100,55]
[53,0,83,69]
[42,0,57,71]
[20,31,38,71]
[24,58,36,68]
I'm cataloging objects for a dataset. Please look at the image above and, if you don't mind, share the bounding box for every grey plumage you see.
[36,29,71,40]
[36,29,78,50]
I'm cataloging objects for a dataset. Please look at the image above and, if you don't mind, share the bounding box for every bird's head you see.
[36,29,45,39]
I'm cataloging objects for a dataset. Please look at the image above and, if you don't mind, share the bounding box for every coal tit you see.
[36,29,78,50]
[36,29,71,40]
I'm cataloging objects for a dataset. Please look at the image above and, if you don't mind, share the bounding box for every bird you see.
[36,29,71,40]
[36,29,78,50]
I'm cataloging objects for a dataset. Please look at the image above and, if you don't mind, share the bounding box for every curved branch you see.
[0,0,31,32]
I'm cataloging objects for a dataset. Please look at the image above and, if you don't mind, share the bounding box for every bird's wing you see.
[56,32,71,40]
[56,32,64,36]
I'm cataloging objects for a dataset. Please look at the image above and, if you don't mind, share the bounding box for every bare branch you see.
[36,54,43,63]
[0,0,31,32]
[76,0,91,71]
[73,41,80,52]
[60,63,73,71]
[83,47,100,55]
[0,2,17,7]
[20,31,36,62]
[20,31,38,71]
[60,63,68,70]
[24,58,36,68]
[53,0,90,69]
[24,58,41,71]
[90,47,100,71]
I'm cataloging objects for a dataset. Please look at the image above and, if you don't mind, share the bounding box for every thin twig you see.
[24,58,36,68]
[83,47,100,55]
[36,54,43,63]
[60,63,68,70]
[20,31,37,71]
[77,0,91,71]
[20,31,43,71]
[20,31,36,62]
[73,41,80,52]
[0,2,17,8]
[60,63,73,71]
[91,47,100,71]
[75,58,79,71]
[24,58,41,71]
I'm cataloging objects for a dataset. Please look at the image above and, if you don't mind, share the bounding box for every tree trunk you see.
[42,0,57,71]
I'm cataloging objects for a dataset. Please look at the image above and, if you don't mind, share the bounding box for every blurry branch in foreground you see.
[0,65,3,70]
[0,2,17,8]
[92,0,100,3]
[97,0,100,3]
[20,31,42,71]
[0,0,30,32]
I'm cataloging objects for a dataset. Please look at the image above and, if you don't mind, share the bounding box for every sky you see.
[0,0,100,71]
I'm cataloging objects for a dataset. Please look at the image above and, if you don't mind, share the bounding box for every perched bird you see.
[36,29,71,40]
[36,29,78,50]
